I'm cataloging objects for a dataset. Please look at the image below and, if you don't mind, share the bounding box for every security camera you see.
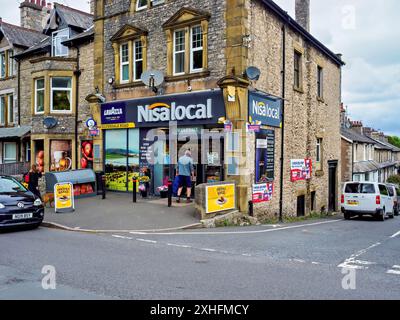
[187,86,192,92]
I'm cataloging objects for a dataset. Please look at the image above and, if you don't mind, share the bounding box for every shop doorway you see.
[328,160,338,212]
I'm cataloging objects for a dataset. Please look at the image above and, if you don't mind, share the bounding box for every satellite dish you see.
[141,70,164,93]
[244,66,261,81]
[43,117,58,129]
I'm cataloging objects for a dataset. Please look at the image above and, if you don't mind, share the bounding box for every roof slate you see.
[0,22,46,48]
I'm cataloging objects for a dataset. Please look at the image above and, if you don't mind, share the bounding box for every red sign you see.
[252,182,274,203]
[290,159,312,182]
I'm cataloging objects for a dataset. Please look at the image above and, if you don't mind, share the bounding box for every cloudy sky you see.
[1,0,399,136]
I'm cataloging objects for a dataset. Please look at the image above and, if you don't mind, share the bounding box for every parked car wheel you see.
[380,209,386,221]
[389,208,395,219]
[344,211,351,220]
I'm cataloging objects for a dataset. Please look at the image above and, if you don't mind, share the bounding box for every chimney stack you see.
[20,0,50,32]
[295,0,310,32]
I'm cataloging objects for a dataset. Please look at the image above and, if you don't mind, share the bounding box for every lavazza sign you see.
[138,100,213,123]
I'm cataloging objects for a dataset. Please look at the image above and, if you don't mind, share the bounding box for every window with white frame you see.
[0,52,5,78]
[133,40,143,81]
[120,43,130,83]
[52,28,70,57]
[173,29,186,75]
[316,138,322,163]
[0,96,5,125]
[136,0,148,10]
[26,141,31,162]
[3,142,17,164]
[190,25,203,72]
[7,94,14,124]
[35,78,45,114]
[51,77,72,112]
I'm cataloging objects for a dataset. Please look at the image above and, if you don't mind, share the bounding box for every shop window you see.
[0,52,5,78]
[51,77,72,113]
[294,50,302,90]
[50,140,72,172]
[3,142,17,164]
[7,94,14,125]
[52,28,70,57]
[35,78,45,114]
[163,8,210,77]
[0,96,5,125]
[255,130,275,182]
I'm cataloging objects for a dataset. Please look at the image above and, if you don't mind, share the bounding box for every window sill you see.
[165,70,210,82]
[113,81,146,89]
[0,76,16,81]
[293,86,304,94]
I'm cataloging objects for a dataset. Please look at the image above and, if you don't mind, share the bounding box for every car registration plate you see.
[347,200,359,206]
[12,213,33,220]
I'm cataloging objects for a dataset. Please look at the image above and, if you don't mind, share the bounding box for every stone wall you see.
[101,0,227,100]
[341,138,352,183]
[246,0,342,218]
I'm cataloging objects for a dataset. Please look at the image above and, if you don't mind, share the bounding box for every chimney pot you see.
[295,0,310,32]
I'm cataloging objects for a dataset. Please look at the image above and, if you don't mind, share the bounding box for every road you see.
[0,216,399,300]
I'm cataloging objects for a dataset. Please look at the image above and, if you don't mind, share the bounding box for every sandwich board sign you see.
[54,182,75,213]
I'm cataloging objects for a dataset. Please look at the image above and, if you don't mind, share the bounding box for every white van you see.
[341,182,395,221]
[386,184,400,216]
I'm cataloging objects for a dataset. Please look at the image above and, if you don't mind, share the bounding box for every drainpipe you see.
[17,60,21,126]
[74,47,81,170]
[278,25,286,223]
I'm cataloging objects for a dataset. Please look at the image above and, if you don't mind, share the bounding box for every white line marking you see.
[392,265,400,269]
[130,219,343,236]
[338,242,381,270]
[293,259,306,263]
[311,262,321,265]
[112,235,133,240]
[387,270,400,275]
[166,243,192,249]
[200,248,217,252]
[136,239,157,244]
[390,230,400,238]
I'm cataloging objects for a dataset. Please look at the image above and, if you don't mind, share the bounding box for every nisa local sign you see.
[248,91,282,128]
[101,90,225,128]
[137,100,212,123]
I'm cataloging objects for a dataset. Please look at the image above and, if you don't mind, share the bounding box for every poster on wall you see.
[50,140,72,172]
[81,141,94,169]
[255,129,275,182]
[290,159,312,182]
[252,182,274,203]
[206,184,236,214]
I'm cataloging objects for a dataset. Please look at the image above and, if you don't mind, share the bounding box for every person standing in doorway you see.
[176,150,195,203]
[28,164,42,199]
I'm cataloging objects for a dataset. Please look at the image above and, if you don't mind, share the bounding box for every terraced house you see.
[0,16,46,172]
[91,0,344,219]
[14,1,95,174]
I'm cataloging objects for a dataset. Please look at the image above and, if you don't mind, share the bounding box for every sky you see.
[1,0,399,136]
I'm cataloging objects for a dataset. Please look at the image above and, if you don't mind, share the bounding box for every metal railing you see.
[0,162,31,176]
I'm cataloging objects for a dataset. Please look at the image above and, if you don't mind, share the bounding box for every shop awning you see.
[0,126,31,140]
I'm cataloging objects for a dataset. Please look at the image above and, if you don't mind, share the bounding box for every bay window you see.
[51,77,72,112]
[0,52,5,78]
[173,30,186,75]
[7,94,14,124]
[52,29,69,57]
[0,96,5,125]
[35,78,45,114]
[3,142,17,164]
[120,43,130,83]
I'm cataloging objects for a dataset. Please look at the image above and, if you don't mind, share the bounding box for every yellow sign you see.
[100,123,136,130]
[206,184,236,214]
[54,182,75,213]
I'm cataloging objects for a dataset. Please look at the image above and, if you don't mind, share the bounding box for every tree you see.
[387,175,400,185]
[388,136,400,148]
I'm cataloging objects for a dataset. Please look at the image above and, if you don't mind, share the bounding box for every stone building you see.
[91,0,344,218]
[0,17,46,170]
[14,3,95,174]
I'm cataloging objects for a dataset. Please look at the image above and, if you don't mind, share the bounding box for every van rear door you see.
[358,183,377,211]
[344,183,361,209]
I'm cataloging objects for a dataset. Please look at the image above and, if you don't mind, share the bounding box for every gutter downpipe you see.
[74,46,81,170]
[17,60,21,126]
[278,24,286,223]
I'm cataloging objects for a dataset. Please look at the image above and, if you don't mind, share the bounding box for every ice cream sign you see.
[248,91,282,128]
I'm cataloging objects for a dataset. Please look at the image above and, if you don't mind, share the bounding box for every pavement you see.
[0,216,399,299]
[43,192,200,232]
